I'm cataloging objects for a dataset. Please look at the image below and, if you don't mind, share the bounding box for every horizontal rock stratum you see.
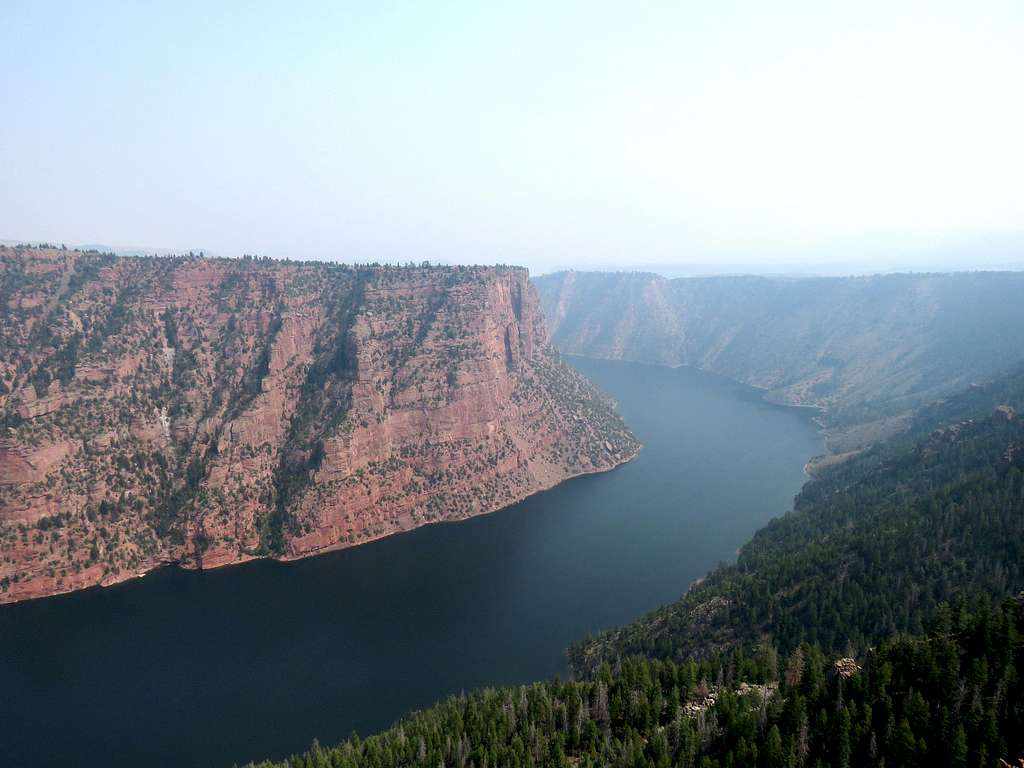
[0,247,638,603]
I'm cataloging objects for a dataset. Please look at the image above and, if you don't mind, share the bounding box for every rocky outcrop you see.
[0,247,638,603]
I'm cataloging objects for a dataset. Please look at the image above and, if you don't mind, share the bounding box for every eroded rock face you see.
[0,247,638,603]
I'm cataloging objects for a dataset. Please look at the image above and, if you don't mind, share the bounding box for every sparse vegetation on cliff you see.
[0,246,638,603]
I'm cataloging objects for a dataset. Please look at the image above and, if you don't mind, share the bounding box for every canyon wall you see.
[0,247,638,603]
[534,270,1024,448]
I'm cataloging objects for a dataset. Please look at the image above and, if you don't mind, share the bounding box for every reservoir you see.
[0,357,822,768]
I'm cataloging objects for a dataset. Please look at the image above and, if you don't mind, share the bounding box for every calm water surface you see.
[0,358,822,767]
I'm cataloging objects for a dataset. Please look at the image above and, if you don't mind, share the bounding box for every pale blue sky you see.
[2,1,1022,273]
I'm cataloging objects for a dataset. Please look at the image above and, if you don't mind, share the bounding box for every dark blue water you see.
[0,358,822,768]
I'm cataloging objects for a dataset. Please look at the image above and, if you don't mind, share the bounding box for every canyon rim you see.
[0,247,638,603]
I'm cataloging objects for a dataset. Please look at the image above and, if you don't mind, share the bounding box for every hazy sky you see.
[2,1,1022,273]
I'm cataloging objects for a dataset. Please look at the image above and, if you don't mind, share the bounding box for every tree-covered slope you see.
[570,369,1024,673]
[247,597,1024,768]
[237,370,1024,768]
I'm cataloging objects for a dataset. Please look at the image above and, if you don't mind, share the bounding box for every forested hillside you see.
[248,597,1024,768]
[239,366,1024,768]
[534,270,1024,448]
[571,368,1024,672]
[237,366,1024,768]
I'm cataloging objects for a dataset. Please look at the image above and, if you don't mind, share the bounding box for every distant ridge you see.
[535,269,1024,449]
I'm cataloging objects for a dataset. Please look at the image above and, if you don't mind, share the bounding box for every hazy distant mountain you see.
[534,269,1024,448]
[539,230,1024,278]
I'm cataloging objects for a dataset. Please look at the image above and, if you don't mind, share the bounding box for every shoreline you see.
[566,352,832,483]
[564,352,829,417]
[0,446,641,607]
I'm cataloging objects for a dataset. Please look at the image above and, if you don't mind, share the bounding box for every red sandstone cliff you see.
[0,247,638,603]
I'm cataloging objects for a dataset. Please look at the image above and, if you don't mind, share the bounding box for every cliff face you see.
[0,247,638,603]
[534,270,1024,448]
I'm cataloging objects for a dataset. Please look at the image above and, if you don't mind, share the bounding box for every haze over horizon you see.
[2,1,1022,275]
[4,6,1024,765]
